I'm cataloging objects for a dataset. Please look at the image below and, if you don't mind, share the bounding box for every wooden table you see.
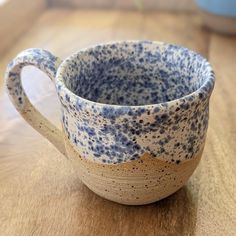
[0,9,235,236]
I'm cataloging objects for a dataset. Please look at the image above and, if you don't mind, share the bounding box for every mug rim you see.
[55,40,215,109]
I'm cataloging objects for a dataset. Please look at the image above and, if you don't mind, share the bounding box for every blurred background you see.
[0,0,236,58]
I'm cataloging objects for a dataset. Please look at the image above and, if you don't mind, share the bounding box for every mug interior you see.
[62,41,208,106]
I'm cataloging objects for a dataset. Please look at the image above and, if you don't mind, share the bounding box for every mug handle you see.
[5,48,66,155]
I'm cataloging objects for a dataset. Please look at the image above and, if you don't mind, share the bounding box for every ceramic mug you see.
[5,41,215,205]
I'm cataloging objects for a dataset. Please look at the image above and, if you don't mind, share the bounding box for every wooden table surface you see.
[0,9,235,236]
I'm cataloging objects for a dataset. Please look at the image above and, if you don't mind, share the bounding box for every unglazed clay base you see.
[65,138,203,205]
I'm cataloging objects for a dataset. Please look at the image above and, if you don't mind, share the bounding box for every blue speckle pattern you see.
[56,41,215,164]
[6,48,61,110]
[62,43,208,106]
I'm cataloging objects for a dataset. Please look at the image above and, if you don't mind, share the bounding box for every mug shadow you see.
[77,185,197,236]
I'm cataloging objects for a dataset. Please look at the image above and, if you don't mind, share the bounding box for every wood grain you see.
[0,0,46,56]
[48,0,196,11]
[0,9,235,236]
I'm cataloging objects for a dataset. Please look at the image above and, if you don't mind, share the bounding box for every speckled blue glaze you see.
[6,48,61,108]
[5,48,66,155]
[55,41,215,164]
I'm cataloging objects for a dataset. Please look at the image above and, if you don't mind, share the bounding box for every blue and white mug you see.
[5,41,215,205]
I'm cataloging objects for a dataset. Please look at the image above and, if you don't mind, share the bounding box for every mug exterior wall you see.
[55,41,215,204]
[56,41,214,165]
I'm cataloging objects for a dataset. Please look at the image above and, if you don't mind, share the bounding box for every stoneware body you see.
[5,41,215,205]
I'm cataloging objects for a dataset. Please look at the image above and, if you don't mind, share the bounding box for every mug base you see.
[64,138,203,205]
